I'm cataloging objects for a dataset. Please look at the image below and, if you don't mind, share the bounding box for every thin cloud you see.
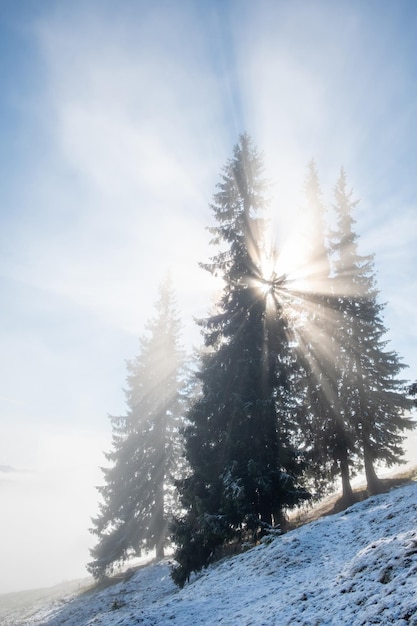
[0,0,416,594]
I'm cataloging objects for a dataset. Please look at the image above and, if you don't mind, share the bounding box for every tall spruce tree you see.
[410,382,417,407]
[330,169,414,495]
[171,134,309,587]
[88,278,185,579]
[296,162,356,503]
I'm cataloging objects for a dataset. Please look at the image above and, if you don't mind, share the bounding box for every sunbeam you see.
[1,0,416,595]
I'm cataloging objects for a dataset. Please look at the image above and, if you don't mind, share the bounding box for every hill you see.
[2,474,417,625]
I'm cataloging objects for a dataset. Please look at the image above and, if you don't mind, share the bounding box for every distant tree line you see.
[88,134,415,587]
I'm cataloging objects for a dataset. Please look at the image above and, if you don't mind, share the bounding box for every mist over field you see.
[1,0,417,597]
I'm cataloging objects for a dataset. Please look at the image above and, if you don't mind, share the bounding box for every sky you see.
[1,0,417,593]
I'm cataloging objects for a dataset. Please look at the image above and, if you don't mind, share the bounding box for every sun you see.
[252,229,307,301]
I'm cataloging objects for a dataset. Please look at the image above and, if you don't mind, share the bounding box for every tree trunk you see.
[260,509,273,528]
[356,367,383,496]
[274,509,287,533]
[364,445,383,496]
[154,463,166,560]
[254,509,273,542]
[339,452,354,507]
[156,541,165,560]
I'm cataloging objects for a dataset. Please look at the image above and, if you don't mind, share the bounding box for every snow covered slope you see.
[4,481,417,626]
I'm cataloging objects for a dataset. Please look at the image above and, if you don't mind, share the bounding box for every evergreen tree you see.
[302,160,331,283]
[88,278,186,579]
[409,381,417,407]
[330,169,414,495]
[297,162,356,503]
[171,134,309,587]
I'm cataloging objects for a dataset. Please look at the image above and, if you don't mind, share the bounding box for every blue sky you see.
[1,0,417,592]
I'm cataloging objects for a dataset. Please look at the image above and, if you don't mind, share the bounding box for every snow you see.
[3,480,417,625]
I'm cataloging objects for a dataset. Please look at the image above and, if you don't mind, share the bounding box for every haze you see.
[1,0,417,593]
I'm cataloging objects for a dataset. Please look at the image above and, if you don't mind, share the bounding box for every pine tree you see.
[171,134,309,587]
[409,382,417,407]
[330,169,414,495]
[88,278,186,579]
[297,162,356,503]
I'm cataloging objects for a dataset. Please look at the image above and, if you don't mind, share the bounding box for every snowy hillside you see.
[3,480,417,626]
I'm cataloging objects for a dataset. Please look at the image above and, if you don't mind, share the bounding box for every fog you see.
[1,0,417,594]
[0,428,109,593]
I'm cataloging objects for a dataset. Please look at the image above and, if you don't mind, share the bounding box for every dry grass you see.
[289,464,417,529]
